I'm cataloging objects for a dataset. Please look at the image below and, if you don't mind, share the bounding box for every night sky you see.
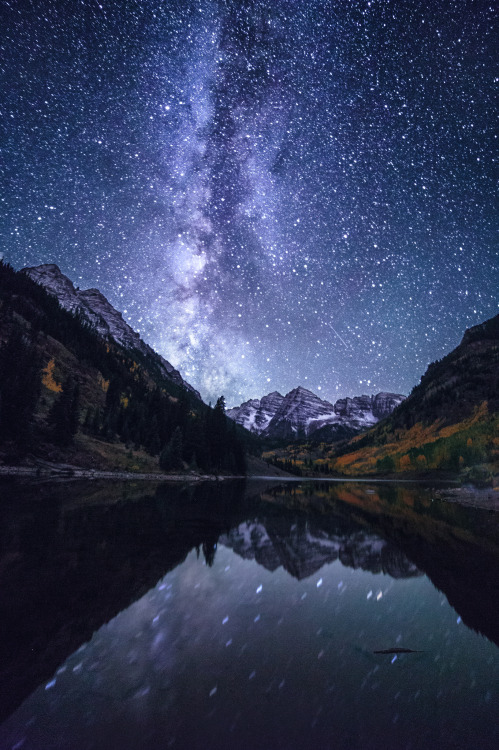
[1,0,497,406]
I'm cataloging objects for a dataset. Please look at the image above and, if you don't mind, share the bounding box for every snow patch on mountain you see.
[226,391,285,433]
[227,385,405,439]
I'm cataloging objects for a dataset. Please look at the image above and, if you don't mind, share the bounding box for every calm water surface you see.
[0,478,498,749]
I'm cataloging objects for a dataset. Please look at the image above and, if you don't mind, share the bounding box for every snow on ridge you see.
[227,385,405,439]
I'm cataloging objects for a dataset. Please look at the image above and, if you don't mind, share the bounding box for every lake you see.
[0,478,498,749]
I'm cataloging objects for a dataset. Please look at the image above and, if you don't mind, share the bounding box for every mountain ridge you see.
[0,261,249,474]
[227,385,405,440]
[22,264,201,400]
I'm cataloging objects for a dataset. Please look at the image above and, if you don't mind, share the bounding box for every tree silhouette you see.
[159,426,183,471]
[48,376,80,445]
[0,327,40,449]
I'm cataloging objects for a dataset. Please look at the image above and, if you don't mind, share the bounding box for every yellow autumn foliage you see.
[399,454,412,471]
[329,401,494,476]
[41,359,62,392]
[99,375,110,393]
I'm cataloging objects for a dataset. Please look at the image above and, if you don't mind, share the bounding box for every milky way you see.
[1,0,497,405]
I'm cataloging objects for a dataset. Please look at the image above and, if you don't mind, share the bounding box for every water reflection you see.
[221,515,422,580]
[0,478,498,748]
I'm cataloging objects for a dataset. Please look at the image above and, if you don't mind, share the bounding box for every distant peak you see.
[287,385,316,397]
[79,287,107,299]
[461,313,499,346]
[24,263,63,275]
[238,397,260,408]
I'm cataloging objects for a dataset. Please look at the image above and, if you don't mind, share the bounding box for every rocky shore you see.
[0,460,223,482]
[433,486,499,512]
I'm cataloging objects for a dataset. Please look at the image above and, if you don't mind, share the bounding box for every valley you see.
[0,260,497,488]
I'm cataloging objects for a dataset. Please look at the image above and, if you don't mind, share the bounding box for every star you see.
[1,0,497,406]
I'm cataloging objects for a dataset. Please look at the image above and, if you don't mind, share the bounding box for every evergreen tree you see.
[208,396,227,471]
[202,540,217,567]
[169,425,183,467]
[159,426,183,471]
[91,408,101,436]
[48,376,80,445]
[103,376,122,439]
[69,381,80,437]
[84,408,94,432]
[229,421,246,474]
[0,327,40,449]
[376,455,395,474]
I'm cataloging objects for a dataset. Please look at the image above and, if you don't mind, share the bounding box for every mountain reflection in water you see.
[0,478,498,749]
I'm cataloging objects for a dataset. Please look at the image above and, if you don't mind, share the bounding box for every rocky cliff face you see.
[333,392,404,427]
[227,385,405,440]
[22,264,201,399]
[372,392,405,420]
[227,391,285,433]
[265,386,337,439]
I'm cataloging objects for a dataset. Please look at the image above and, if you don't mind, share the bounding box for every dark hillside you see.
[0,262,253,473]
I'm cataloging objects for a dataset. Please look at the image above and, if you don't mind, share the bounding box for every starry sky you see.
[1,0,497,406]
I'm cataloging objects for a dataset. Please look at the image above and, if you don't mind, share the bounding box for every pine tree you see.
[48,376,80,445]
[208,396,227,471]
[159,426,183,471]
[169,425,183,468]
[202,540,217,567]
[0,327,41,449]
[69,381,80,437]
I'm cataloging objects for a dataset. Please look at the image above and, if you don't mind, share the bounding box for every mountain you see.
[387,313,499,429]
[227,385,405,441]
[227,391,285,433]
[0,261,248,473]
[23,264,201,399]
[278,314,499,481]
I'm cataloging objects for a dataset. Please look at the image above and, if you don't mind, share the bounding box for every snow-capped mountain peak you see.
[226,391,284,432]
[266,387,336,439]
[227,385,405,440]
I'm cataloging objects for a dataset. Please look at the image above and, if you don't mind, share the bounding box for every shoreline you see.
[432,486,499,512]
[0,466,458,484]
[1,465,497,511]
[0,464,231,482]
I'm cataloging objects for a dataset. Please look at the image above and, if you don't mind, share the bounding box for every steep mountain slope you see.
[23,264,200,399]
[227,386,404,441]
[383,313,499,429]
[0,262,248,473]
[227,391,285,433]
[270,314,499,481]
